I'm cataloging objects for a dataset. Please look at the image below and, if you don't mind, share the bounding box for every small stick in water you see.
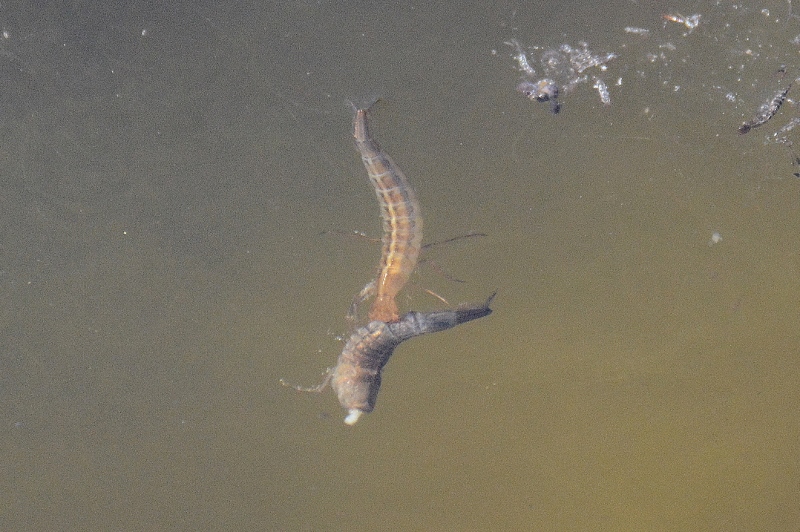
[739,82,793,135]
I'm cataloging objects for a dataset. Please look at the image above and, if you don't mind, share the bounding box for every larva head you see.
[331,364,381,425]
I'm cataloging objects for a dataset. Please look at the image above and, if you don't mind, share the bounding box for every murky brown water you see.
[1,0,799,529]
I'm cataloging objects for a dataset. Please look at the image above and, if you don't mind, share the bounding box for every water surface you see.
[1,0,799,529]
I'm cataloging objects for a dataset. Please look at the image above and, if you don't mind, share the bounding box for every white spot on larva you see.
[344,409,363,425]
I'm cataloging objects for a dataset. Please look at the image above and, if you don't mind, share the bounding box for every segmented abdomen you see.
[353,107,423,323]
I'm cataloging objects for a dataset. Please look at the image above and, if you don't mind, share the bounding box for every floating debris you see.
[507,39,616,111]
[517,79,560,113]
[505,6,800,171]
[508,38,536,76]
[593,78,611,105]
[772,117,800,146]
[662,13,701,31]
[624,26,650,36]
[560,42,616,75]
[738,82,793,135]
